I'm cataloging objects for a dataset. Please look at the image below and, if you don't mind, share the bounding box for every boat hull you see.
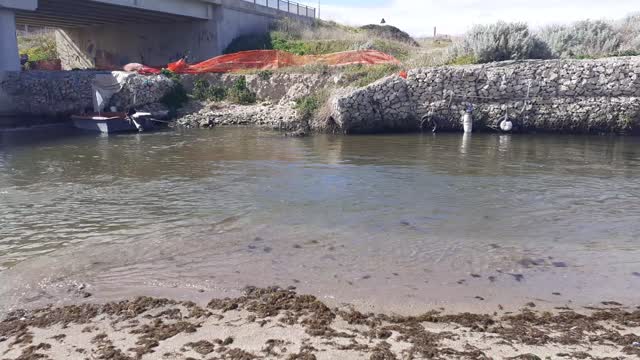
[71,113,153,134]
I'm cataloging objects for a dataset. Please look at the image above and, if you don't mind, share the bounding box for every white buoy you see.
[462,113,473,133]
[500,119,513,132]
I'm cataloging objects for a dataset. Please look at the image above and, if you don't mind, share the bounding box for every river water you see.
[1,126,639,314]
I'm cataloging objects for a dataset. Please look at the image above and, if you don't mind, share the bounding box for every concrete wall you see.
[56,0,311,70]
[0,0,38,11]
[57,21,221,69]
[214,5,273,56]
[0,9,19,71]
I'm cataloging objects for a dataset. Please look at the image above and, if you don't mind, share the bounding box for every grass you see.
[223,18,418,61]
[342,64,402,87]
[446,55,477,66]
[227,76,257,105]
[294,96,320,120]
[294,90,330,120]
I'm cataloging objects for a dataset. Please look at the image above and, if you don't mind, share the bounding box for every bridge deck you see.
[14,0,211,28]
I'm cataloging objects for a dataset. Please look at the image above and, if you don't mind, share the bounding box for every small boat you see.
[71,112,156,134]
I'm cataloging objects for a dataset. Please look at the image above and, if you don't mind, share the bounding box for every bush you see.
[192,78,226,101]
[617,14,640,52]
[160,70,188,111]
[453,22,552,63]
[539,20,621,58]
[295,96,320,120]
[227,76,256,105]
[18,33,58,62]
[294,91,329,120]
[257,70,273,81]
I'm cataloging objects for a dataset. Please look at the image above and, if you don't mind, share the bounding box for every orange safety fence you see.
[136,50,401,75]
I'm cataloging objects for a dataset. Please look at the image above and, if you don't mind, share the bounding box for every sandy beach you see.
[1,287,639,360]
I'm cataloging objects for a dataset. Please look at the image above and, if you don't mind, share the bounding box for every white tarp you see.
[91,71,133,112]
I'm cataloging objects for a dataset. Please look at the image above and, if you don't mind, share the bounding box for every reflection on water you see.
[1,127,639,313]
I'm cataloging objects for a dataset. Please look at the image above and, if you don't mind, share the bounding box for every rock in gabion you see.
[0,71,174,117]
[324,57,640,134]
[110,74,175,110]
[1,70,100,116]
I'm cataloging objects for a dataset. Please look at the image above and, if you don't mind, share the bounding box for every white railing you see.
[243,0,316,18]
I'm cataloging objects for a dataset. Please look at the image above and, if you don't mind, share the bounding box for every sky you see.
[310,0,640,36]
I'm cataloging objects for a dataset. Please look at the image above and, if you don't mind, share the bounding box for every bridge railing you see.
[243,0,316,18]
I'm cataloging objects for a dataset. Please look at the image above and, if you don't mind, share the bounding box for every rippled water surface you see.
[1,127,639,313]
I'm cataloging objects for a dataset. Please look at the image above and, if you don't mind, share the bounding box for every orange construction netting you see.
[137,50,400,74]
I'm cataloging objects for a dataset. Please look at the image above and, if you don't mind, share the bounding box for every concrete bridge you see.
[0,0,315,71]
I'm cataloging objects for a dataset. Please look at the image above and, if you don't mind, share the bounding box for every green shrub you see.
[227,76,256,105]
[294,91,329,120]
[617,14,640,53]
[539,21,622,58]
[160,70,188,111]
[257,70,273,81]
[161,68,180,81]
[615,49,640,57]
[295,96,319,120]
[18,33,58,62]
[452,22,552,63]
[192,78,227,101]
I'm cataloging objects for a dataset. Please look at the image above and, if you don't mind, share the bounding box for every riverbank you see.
[2,127,640,359]
[2,56,640,135]
[1,287,639,360]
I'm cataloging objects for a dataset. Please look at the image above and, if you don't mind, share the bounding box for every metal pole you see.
[317,0,320,19]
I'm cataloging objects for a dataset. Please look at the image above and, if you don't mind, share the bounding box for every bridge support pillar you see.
[0,9,20,72]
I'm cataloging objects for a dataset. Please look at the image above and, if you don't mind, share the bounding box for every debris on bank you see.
[0,287,638,359]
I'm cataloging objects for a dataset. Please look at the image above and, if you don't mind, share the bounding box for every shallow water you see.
[1,126,639,314]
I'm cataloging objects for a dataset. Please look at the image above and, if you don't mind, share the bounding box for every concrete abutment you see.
[0,9,19,72]
[55,4,280,70]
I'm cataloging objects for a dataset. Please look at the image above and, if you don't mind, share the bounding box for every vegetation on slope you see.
[223,19,418,61]
[448,14,640,64]
[359,24,420,46]
[190,76,256,105]
[17,30,58,63]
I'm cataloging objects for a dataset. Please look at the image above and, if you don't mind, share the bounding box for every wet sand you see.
[1,287,639,360]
